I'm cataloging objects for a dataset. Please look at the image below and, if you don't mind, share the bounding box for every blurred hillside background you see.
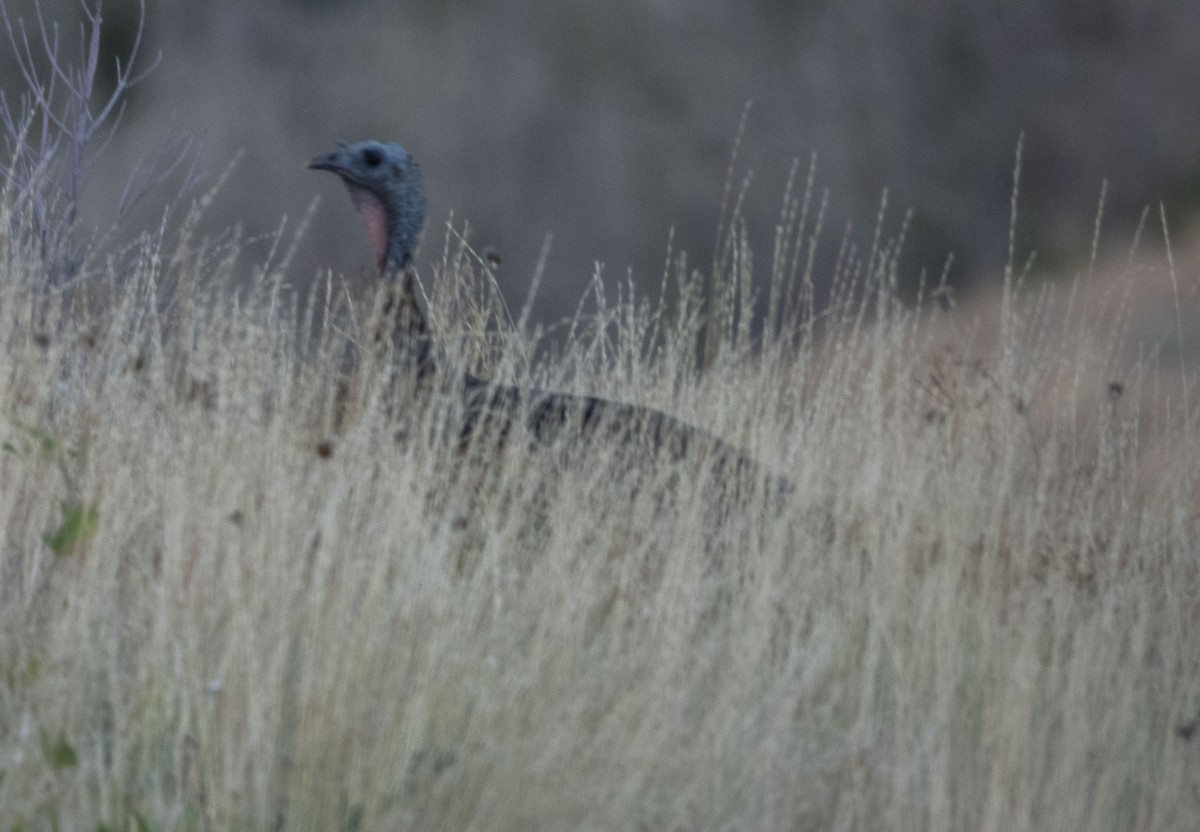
[2,0,1199,323]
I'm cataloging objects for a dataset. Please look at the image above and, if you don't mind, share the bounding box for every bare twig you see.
[0,0,198,286]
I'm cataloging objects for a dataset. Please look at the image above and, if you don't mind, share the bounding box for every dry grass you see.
[0,169,1198,832]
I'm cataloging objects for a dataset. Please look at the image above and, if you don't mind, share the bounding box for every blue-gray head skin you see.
[307,140,427,275]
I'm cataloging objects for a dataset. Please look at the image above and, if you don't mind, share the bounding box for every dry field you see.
[0,8,1197,823]
[0,152,1198,832]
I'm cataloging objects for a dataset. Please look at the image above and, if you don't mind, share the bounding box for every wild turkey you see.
[308,140,435,381]
[308,140,784,488]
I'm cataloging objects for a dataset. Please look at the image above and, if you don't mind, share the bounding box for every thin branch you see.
[0,0,199,286]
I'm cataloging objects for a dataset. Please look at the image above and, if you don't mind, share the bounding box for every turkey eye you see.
[363,148,382,167]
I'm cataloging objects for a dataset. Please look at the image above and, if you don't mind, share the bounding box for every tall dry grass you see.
[1,145,1197,832]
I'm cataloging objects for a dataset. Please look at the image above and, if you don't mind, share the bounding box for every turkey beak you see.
[306,150,345,173]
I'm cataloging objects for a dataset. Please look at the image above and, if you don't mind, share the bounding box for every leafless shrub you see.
[0,0,201,286]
